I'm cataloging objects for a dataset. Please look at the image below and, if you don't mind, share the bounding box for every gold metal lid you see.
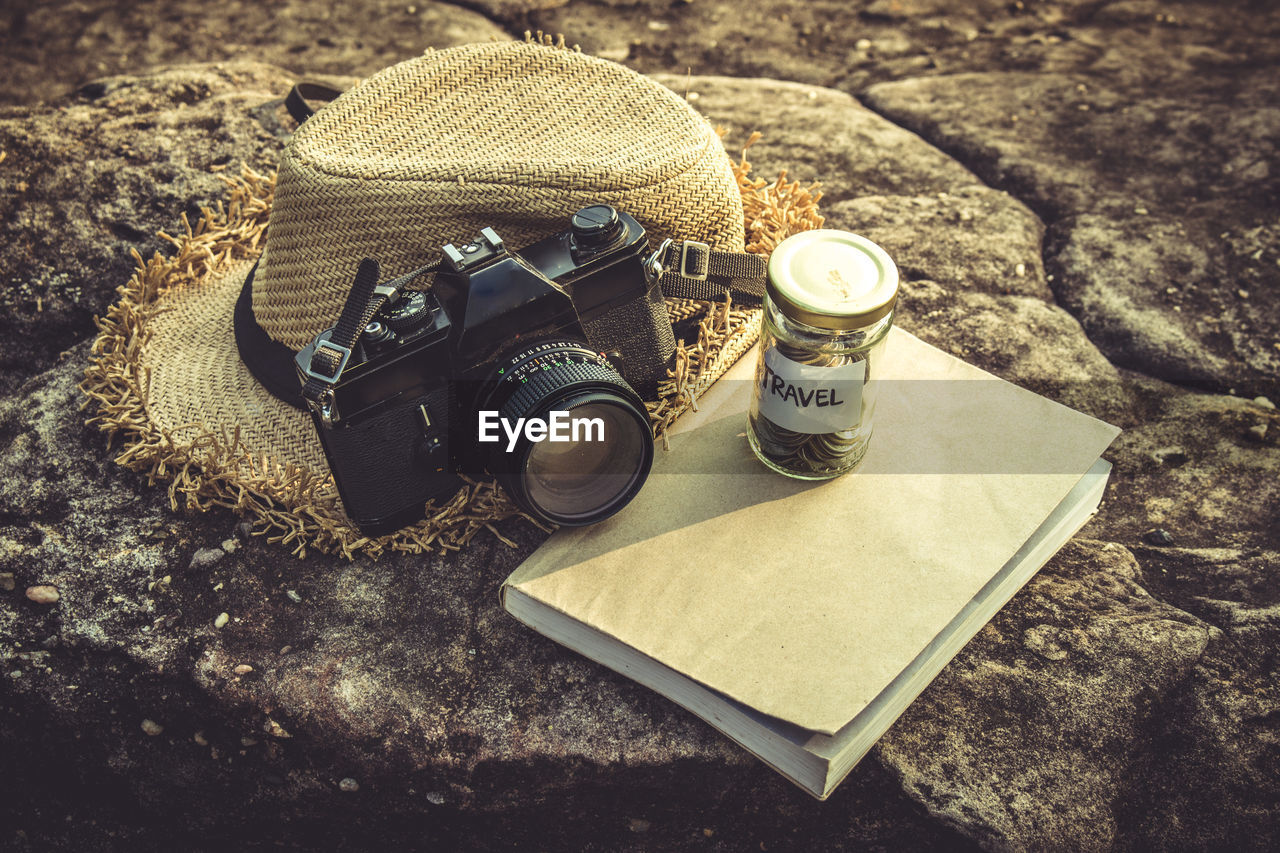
[766,230,899,330]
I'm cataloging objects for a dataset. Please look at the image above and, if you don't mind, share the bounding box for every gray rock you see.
[1112,543,1280,850]
[1088,372,1280,552]
[825,187,1053,301]
[1,32,1278,853]
[1,66,1024,852]
[0,63,296,397]
[653,75,980,205]
[1022,624,1069,662]
[894,286,1132,422]
[528,0,1164,93]
[862,66,1280,398]
[1,1,509,107]
[16,0,1120,109]
[1047,212,1267,390]
[24,584,60,604]
[877,540,1218,852]
[189,548,225,571]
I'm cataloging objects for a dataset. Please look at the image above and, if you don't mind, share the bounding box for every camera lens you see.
[476,340,653,526]
[522,398,649,523]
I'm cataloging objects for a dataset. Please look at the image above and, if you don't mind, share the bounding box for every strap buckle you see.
[679,240,710,282]
[302,339,352,384]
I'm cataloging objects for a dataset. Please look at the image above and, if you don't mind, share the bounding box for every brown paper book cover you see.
[501,328,1120,798]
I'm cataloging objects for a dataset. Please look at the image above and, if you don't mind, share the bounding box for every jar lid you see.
[766,230,899,330]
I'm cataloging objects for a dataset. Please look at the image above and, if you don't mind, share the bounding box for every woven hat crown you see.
[252,40,747,350]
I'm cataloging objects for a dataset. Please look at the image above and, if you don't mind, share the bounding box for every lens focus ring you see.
[501,356,636,423]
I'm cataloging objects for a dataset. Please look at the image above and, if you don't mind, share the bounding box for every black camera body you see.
[516,206,676,392]
[296,205,662,535]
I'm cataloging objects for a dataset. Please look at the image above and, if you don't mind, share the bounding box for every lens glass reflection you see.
[523,401,647,522]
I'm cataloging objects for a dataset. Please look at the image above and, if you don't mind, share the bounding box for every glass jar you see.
[747,230,899,479]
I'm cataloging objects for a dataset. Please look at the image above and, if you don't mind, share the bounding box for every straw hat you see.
[82,36,823,558]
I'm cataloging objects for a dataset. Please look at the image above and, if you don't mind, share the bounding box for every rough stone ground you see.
[1,1,1278,850]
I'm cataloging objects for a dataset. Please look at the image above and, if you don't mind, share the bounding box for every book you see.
[501,328,1120,799]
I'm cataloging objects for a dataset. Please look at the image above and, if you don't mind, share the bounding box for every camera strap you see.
[650,239,767,305]
[297,257,384,420]
[237,255,438,416]
[295,258,441,424]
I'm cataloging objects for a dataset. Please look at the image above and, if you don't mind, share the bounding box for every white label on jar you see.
[758,347,865,434]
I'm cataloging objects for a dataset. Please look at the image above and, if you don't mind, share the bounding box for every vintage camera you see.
[295,205,663,535]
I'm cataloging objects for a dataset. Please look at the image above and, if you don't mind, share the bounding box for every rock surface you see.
[0,338,969,850]
[879,540,1218,851]
[1,0,509,106]
[544,0,1280,388]
[862,68,1280,399]
[2,2,1279,850]
[0,63,296,396]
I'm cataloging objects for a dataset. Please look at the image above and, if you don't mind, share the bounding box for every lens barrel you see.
[475,340,653,526]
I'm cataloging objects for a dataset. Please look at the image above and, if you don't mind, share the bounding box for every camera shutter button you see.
[570,204,622,248]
